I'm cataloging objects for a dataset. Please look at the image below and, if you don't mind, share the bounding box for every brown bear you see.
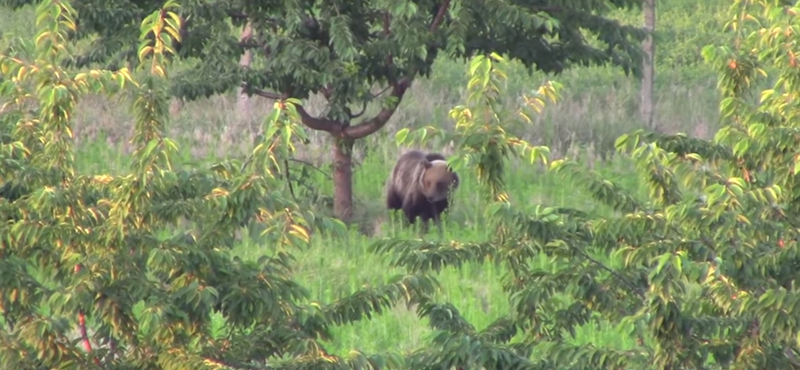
[385,150,460,229]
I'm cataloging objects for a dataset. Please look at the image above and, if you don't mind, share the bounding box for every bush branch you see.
[203,357,270,370]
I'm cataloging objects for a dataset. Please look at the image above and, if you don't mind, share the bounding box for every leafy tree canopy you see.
[2,0,645,132]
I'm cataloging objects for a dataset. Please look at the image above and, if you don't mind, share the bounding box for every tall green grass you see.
[70,136,651,354]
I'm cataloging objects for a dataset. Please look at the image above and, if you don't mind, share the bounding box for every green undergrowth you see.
[73,137,649,355]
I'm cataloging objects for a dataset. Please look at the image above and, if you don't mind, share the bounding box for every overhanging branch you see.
[204,357,269,370]
[295,104,343,133]
[341,79,410,139]
[242,83,342,133]
[430,0,451,31]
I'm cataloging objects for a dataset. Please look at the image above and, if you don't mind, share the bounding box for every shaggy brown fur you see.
[385,150,460,228]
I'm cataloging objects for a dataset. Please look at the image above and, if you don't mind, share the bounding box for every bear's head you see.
[420,159,459,202]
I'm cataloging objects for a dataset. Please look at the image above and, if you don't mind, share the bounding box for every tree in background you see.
[641,0,656,130]
[0,0,646,221]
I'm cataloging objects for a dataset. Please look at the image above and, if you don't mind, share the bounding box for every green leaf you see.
[395,128,410,146]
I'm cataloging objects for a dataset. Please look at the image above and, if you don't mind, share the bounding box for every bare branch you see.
[226,10,248,19]
[294,104,343,133]
[383,12,392,36]
[341,79,410,139]
[785,347,800,367]
[243,84,284,100]
[74,264,101,366]
[349,101,368,119]
[288,158,331,179]
[348,84,393,119]
[203,357,270,370]
[78,311,94,356]
[570,244,646,298]
[430,0,451,31]
[242,83,343,134]
[539,5,566,12]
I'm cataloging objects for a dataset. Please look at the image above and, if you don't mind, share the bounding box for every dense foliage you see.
[0,2,436,369]
[5,0,800,370]
[0,0,647,101]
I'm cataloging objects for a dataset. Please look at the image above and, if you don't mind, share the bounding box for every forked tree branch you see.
[243,84,342,133]
[341,79,410,138]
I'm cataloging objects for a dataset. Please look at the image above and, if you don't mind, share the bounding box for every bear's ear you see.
[422,160,433,169]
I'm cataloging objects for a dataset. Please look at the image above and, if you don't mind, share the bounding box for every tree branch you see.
[294,104,342,133]
[430,0,451,31]
[242,83,343,133]
[569,243,646,298]
[242,84,283,100]
[349,84,392,119]
[226,10,248,20]
[203,357,270,370]
[73,264,101,366]
[341,80,410,139]
[785,346,800,367]
[531,6,563,13]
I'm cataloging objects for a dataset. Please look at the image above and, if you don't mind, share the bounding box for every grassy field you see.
[3,0,731,358]
[72,130,651,355]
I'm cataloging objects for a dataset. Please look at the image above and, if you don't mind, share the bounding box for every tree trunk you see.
[332,137,354,222]
[237,22,254,129]
[641,0,656,130]
[169,97,184,116]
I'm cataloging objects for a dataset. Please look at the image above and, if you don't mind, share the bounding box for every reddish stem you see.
[74,264,100,365]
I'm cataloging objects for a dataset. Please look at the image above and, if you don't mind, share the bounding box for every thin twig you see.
[204,356,273,370]
[74,264,101,366]
[784,346,800,367]
[569,243,646,298]
[283,159,296,201]
[287,158,330,179]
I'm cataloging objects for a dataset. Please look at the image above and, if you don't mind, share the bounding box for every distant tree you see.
[641,0,656,130]
[0,1,436,369]
[0,0,647,222]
